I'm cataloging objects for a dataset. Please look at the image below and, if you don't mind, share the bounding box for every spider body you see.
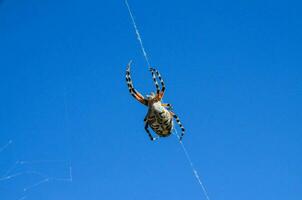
[125,61,185,141]
[146,100,173,137]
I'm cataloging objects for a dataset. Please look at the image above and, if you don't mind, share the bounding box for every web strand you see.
[0,142,72,199]
[125,0,152,69]
[0,140,12,153]
[174,128,211,200]
[17,196,27,200]
[124,1,211,199]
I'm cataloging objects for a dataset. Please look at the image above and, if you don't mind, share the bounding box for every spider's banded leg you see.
[149,68,160,94]
[144,119,157,141]
[150,68,166,99]
[155,69,165,93]
[126,63,144,100]
[126,62,148,106]
[126,76,143,103]
[170,111,185,141]
[126,80,146,105]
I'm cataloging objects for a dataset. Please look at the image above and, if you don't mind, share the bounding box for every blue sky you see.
[0,0,301,199]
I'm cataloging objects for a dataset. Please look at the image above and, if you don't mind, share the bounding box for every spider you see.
[125,60,185,141]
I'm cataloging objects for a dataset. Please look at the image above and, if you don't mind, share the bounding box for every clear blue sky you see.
[0,0,301,199]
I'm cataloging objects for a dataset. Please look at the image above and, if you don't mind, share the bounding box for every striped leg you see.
[170,111,185,141]
[126,61,148,106]
[150,68,166,99]
[144,118,157,141]
[149,68,160,94]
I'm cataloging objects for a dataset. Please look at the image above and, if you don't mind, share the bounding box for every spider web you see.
[125,1,211,199]
[125,0,152,69]
[0,140,72,200]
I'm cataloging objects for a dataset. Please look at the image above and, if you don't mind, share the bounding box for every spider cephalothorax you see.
[125,61,185,141]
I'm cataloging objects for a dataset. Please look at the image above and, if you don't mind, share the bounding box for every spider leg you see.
[169,111,185,141]
[144,118,158,141]
[150,68,166,100]
[149,68,160,94]
[126,61,148,106]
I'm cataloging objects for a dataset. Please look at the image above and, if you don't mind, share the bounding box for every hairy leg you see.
[126,61,148,105]
[144,118,157,141]
[169,111,185,141]
[149,68,166,100]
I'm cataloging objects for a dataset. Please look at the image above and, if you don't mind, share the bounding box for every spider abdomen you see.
[147,103,173,137]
